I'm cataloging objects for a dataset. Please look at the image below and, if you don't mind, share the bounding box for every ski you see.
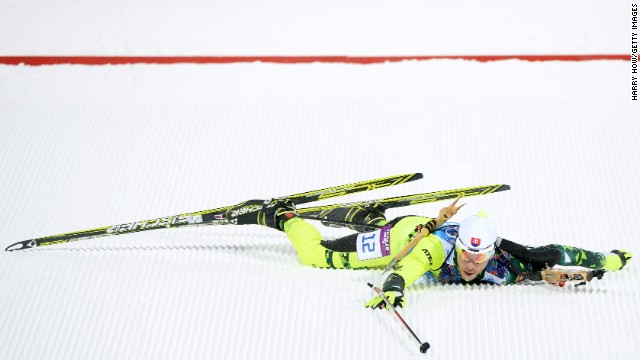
[296,184,511,229]
[5,173,423,251]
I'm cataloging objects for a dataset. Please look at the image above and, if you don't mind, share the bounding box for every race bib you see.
[356,224,392,261]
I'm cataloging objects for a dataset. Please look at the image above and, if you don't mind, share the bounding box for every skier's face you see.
[456,248,491,281]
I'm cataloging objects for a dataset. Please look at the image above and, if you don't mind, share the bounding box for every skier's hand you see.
[365,291,405,310]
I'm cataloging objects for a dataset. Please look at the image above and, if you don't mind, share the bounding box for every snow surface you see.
[1,60,638,360]
[1,1,639,359]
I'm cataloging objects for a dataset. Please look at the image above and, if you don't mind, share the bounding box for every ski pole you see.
[381,197,464,276]
[367,283,430,354]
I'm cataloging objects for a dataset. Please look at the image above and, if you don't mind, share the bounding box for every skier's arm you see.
[497,238,629,271]
[497,238,561,271]
[497,238,631,286]
[496,238,558,284]
[394,234,446,286]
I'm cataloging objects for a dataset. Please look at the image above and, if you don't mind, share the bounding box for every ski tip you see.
[396,172,423,182]
[6,243,21,251]
[5,240,34,252]
[491,184,510,192]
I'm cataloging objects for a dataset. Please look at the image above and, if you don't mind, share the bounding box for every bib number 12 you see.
[356,223,392,261]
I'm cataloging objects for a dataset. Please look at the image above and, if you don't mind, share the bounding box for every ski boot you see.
[318,202,386,232]
[231,198,298,231]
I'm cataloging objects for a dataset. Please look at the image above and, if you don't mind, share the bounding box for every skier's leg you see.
[283,217,393,269]
[232,199,394,269]
[282,217,331,267]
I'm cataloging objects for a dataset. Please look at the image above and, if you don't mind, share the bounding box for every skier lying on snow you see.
[234,198,632,309]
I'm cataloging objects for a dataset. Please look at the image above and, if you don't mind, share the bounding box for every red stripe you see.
[0,55,629,65]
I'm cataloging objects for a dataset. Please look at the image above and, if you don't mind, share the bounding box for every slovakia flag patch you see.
[470,237,481,247]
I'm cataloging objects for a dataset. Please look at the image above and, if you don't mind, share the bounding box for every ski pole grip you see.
[367,283,396,310]
[367,282,381,293]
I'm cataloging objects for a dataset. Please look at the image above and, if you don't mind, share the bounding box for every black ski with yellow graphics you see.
[297,184,511,231]
[5,173,422,251]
